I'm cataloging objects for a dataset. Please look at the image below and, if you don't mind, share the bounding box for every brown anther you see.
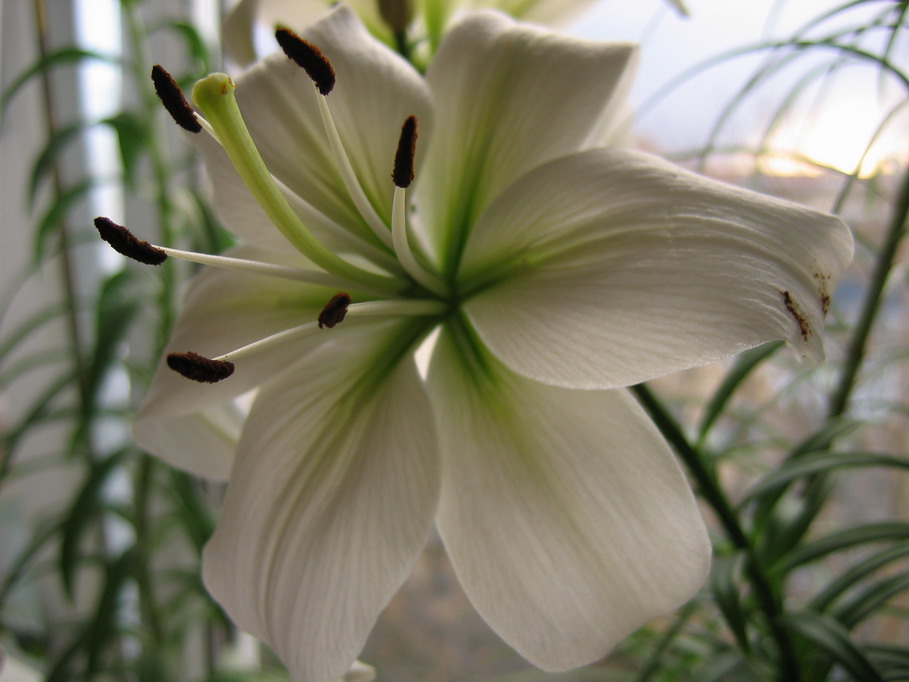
[275,29,336,95]
[94,217,167,265]
[151,65,202,133]
[318,292,352,329]
[393,116,418,188]
[167,352,235,383]
[780,290,811,341]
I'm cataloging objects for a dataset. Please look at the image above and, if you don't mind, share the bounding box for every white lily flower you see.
[105,7,852,682]
[224,0,687,66]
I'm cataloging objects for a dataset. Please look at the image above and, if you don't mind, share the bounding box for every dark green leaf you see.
[833,572,909,630]
[59,450,127,598]
[783,611,883,681]
[812,545,909,612]
[710,553,751,654]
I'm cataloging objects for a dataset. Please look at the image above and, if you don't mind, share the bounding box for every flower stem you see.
[632,383,801,680]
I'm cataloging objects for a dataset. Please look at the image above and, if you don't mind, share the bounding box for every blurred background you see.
[1,1,907,680]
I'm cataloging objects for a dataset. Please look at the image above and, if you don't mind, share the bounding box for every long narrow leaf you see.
[783,611,883,681]
[781,523,909,572]
[698,341,783,442]
[1,48,117,117]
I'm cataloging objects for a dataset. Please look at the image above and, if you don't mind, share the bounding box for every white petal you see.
[203,321,439,682]
[428,327,710,670]
[134,247,337,478]
[224,0,328,65]
[233,6,432,239]
[462,149,854,389]
[417,11,636,265]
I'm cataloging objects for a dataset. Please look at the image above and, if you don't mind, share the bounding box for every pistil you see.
[191,73,406,294]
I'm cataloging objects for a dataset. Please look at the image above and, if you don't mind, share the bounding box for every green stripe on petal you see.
[428,322,710,670]
[202,319,439,682]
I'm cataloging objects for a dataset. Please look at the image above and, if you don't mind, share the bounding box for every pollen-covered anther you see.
[167,352,235,383]
[151,65,202,133]
[319,292,352,329]
[275,28,336,96]
[94,217,167,265]
[393,116,418,189]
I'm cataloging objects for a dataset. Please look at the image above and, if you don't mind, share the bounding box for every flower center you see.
[96,44,454,384]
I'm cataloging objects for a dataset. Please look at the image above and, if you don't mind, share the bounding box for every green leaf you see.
[781,523,909,572]
[691,650,759,682]
[154,21,211,77]
[832,572,909,630]
[710,552,751,654]
[33,178,97,262]
[744,452,909,503]
[783,611,883,681]
[58,450,127,599]
[758,475,833,568]
[102,112,149,188]
[811,545,909,612]
[27,121,87,206]
[1,48,117,117]
[167,470,215,553]
[85,549,136,678]
[0,520,59,604]
[0,301,69,361]
[698,341,783,442]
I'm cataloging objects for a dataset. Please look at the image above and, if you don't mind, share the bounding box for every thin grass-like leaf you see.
[832,572,909,630]
[33,178,97,262]
[710,552,752,654]
[811,544,909,612]
[781,523,909,572]
[0,48,118,119]
[783,611,883,681]
[0,301,69,361]
[27,121,86,206]
[744,452,909,502]
[698,341,783,443]
[58,450,127,599]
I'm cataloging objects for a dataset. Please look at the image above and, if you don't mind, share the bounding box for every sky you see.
[570,0,908,176]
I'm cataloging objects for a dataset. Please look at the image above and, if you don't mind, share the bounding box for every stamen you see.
[94,217,167,265]
[211,299,446,364]
[167,352,235,383]
[275,29,335,96]
[388,118,447,296]
[316,95,394,249]
[393,116,417,189]
[151,65,202,133]
[318,292,352,329]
